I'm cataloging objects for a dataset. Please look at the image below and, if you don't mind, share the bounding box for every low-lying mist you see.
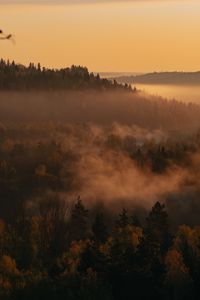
[51,122,200,226]
[1,90,200,132]
[1,90,200,226]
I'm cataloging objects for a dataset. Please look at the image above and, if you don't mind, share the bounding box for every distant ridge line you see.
[112,71,200,85]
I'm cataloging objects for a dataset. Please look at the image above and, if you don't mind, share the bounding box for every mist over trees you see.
[0,120,200,299]
[1,59,200,299]
[0,89,200,133]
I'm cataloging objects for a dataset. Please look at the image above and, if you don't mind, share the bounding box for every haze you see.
[1,0,200,72]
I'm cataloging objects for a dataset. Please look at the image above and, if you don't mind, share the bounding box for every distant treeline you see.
[0,59,131,91]
[115,71,200,85]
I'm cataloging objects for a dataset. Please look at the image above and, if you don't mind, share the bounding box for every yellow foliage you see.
[165,249,189,276]
[61,240,90,275]
[1,139,14,153]
[174,225,200,259]
[35,164,47,177]
[100,226,143,258]
[0,255,19,276]
[100,237,113,256]
[164,249,192,297]
[116,225,143,249]
[0,278,12,294]
[131,226,143,249]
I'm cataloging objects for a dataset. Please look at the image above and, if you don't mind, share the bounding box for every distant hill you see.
[0,59,131,91]
[114,71,200,85]
[98,72,143,79]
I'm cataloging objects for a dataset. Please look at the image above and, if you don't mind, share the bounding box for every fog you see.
[26,119,200,226]
[1,90,200,132]
[1,89,200,225]
[134,84,200,104]
[51,121,200,226]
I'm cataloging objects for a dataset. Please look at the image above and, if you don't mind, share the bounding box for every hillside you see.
[114,71,200,85]
[0,59,131,91]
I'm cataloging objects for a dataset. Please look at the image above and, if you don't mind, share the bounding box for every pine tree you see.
[116,209,129,228]
[70,197,89,241]
[131,214,141,227]
[145,201,171,254]
[92,213,108,243]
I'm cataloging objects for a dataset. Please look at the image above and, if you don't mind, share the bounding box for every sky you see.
[0,0,200,72]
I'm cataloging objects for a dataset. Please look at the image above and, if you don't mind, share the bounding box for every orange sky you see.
[0,1,200,72]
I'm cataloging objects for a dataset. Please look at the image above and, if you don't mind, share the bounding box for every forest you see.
[1,60,200,300]
[0,59,131,91]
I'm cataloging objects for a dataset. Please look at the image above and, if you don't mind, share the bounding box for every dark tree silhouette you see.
[70,197,90,241]
[92,213,108,243]
[145,201,171,254]
[116,208,129,228]
[0,59,131,91]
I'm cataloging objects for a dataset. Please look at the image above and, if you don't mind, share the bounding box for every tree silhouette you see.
[116,208,129,228]
[70,197,89,241]
[145,201,171,254]
[92,213,108,243]
[0,59,131,91]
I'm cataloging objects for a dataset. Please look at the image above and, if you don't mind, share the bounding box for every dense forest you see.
[1,197,200,300]
[0,89,200,132]
[0,59,131,91]
[0,121,200,299]
[1,60,200,299]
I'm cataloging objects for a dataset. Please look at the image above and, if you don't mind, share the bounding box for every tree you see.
[0,219,7,257]
[138,202,171,289]
[164,249,193,300]
[145,201,171,254]
[92,213,108,244]
[131,214,141,227]
[116,209,129,229]
[0,255,20,299]
[173,225,200,291]
[70,197,89,241]
[38,195,70,267]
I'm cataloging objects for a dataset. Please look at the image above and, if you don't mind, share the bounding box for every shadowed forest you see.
[1,60,200,300]
[0,59,131,91]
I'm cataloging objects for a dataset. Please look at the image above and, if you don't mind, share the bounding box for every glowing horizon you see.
[0,0,200,72]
